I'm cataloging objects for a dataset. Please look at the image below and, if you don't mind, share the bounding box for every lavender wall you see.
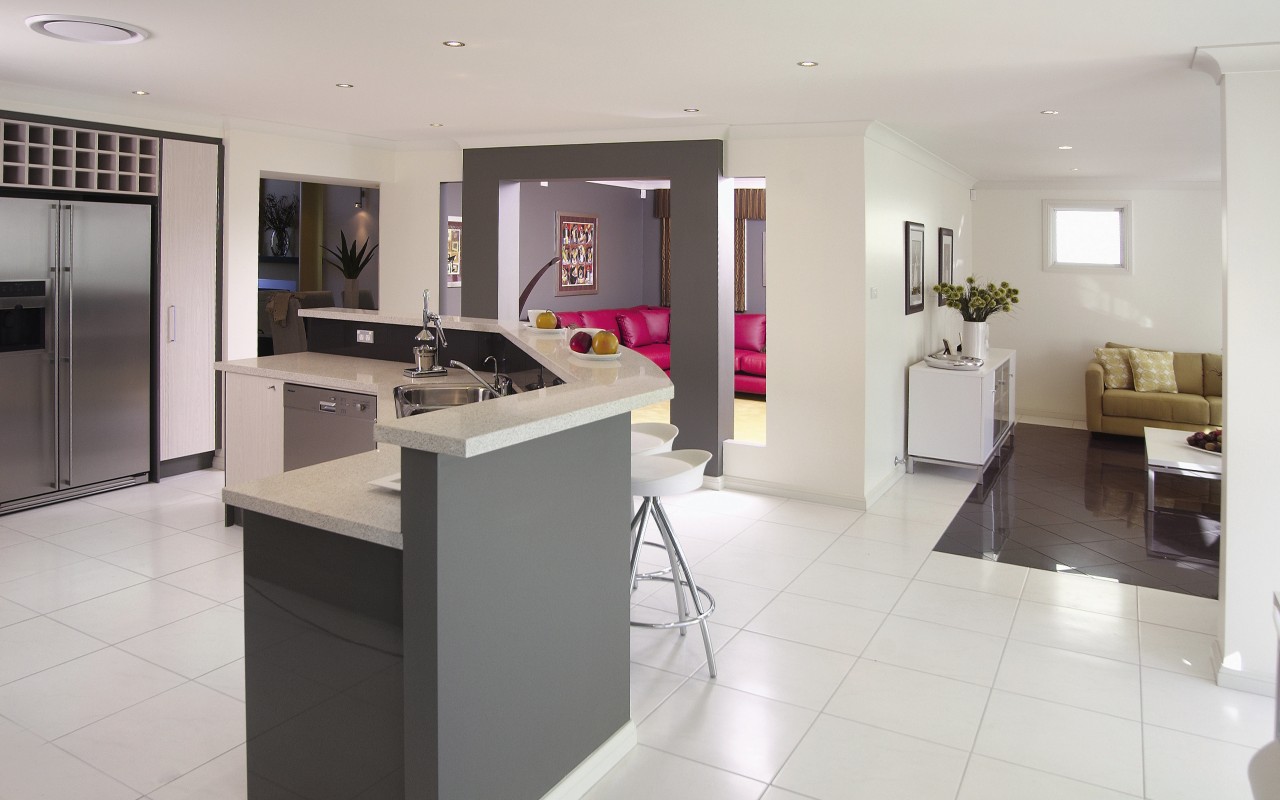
[744,218,766,313]
[321,185,379,305]
[439,182,463,317]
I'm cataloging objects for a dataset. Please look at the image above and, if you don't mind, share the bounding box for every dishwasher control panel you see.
[283,384,377,421]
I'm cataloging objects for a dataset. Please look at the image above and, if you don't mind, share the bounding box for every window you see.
[1043,200,1132,273]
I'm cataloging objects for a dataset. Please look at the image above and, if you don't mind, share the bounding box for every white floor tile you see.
[44,516,182,557]
[774,714,968,800]
[49,581,218,644]
[974,690,1144,795]
[842,513,949,549]
[0,558,150,613]
[864,493,962,525]
[195,658,245,703]
[825,659,989,750]
[890,581,1019,637]
[1010,600,1140,664]
[0,538,87,583]
[1136,586,1219,635]
[0,717,138,800]
[628,663,688,723]
[760,499,862,534]
[760,789,813,800]
[636,574,777,629]
[149,743,246,800]
[629,622,737,678]
[80,483,201,516]
[0,499,125,537]
[959,754,1141,800]
[915,551,1028,598]
[1143,725,1257,800]
[116,606,244,679]
[0,615,105,686]
[186,521,243,548]
[134,495,229,532]
[98,533,240,579]
[785,561,909,613]
[1141,667,1275,748]
[0,596,38,628]
[729,520,840,560]
[224,596,245,611]
[693,545,813,591]
[698,630,854,710]
[1138,621,1217,680]
[639,680,816,783]
[158,554,244,603]
[995,639,1142,720]
[862,614,1007,686]
[663,488,787,519]
[745,593,884,656]
[660,505,756,545]
[56,682,245,796]
[159,469,227,499]
[0,526,36,549]
[1021,569,1138,619]
[0,646,184,740]
[818,535,931,579]
[582,745,767,800]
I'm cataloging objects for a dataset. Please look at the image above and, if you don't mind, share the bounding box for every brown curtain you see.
[653,187,765,310]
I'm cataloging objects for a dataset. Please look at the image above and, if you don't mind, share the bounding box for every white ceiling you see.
[2,0,1277,182]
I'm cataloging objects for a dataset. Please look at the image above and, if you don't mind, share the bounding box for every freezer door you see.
[0,199,58,503]
[60,201,152,488]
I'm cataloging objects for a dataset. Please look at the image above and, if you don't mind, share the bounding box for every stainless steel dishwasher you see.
[282,384,377,471]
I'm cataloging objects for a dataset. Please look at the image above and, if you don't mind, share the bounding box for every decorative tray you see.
[924,352,983,371]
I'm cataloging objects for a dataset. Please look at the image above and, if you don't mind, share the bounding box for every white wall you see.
[724,124,870,505]
[862,126,975,500]
[383,149,463,318]
[973,185,1221,420]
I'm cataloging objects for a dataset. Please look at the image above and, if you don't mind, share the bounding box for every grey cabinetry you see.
[158,139,219,464]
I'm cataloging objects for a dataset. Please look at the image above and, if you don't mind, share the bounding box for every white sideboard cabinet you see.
[908,349,1016,471]
[224,372,284,487]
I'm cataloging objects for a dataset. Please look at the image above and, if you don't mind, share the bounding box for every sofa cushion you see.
[616,310,654,348]
[555,311,584,329]
[1204,353,1223,397]
[1128,349,1179,393]
[735,314,766,353]
[580,309,622,335]
[735,373,766,395]
[641,307,670,343]
[1172,352,1205,395]
[1102,389,1208,424]
[1094,347,1134,390]
[736,350,767,377]
[635,343,670,371]
[1208,396,1222,426]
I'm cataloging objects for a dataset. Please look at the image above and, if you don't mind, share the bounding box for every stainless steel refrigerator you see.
[0,197,152,511]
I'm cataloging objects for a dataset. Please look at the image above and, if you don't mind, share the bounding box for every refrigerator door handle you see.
[168,305,177,342]
[61,203,74,488]
[49,203,61,488]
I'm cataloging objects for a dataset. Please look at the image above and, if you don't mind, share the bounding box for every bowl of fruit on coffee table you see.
[1186,429,1223,455]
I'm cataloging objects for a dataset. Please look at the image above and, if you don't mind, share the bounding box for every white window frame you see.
[1043,200,1133,274]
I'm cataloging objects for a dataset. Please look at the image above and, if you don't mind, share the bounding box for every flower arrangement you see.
[933,276,1020,322]
[261,193,298,233]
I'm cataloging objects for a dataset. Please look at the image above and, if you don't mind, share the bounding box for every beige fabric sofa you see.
[1085,342,1223,436]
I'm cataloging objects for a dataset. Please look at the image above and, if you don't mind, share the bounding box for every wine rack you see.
[1,118,159,196]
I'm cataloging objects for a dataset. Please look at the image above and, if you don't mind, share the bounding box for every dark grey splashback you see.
[304,318,551,378]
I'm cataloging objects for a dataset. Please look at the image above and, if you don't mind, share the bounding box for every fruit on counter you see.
[535,311,559,329]
[569,330,593,353]
[591,330,619,355]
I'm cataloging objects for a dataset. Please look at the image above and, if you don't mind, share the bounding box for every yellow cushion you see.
[1094,348,1134,389]
[1128,349,1178,393]
[1102,390,1208,424]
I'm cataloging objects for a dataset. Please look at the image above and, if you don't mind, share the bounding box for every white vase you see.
[961,320,989,360]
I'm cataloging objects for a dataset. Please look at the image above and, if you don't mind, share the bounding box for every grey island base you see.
[222,311,672,799]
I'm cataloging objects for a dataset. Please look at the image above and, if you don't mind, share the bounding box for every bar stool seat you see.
[630,422,678,456]
[629,449,717,677]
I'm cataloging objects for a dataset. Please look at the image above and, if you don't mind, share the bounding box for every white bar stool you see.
[629,449,717,678]
[630,422,678,456]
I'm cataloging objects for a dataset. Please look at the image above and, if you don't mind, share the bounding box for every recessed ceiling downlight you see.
[26,15,149,44]
[797,61,819,67]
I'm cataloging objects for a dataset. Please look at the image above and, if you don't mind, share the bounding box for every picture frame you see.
[556,212,599,296]
[937,227,954,306]
[905,221,925,315]
[445,216,462,287]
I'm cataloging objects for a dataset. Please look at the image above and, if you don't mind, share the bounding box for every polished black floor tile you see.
[932,424,1219,599]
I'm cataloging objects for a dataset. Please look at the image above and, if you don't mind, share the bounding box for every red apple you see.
[569,331,593,353]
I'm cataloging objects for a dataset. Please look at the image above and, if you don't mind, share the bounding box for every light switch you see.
[869,287,879,299]
[356,329,374,344]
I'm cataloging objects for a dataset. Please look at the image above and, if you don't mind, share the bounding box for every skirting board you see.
[1214,641,1277,697]
[538,722,636,800]
[722,475,867,510]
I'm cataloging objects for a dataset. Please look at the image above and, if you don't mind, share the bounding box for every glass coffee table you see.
[1144,426,1221,565]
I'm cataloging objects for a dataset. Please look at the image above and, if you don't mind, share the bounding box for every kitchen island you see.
[220,314,673,800]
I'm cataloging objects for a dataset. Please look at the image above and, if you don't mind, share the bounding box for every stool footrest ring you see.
[629,577,715,629]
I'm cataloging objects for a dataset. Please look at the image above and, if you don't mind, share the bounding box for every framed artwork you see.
[445,216,462,287]
[905,221,925,315]
[937,227,954,306]
[556,212,598,296]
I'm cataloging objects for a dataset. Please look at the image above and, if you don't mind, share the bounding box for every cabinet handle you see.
[168,305,176,342]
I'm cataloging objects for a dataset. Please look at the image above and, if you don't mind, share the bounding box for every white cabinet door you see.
[908,350,1016,467]
[159,139,219,461]
[224,373,283,487]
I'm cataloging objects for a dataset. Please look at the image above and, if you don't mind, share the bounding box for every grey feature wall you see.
[321,185,379,305]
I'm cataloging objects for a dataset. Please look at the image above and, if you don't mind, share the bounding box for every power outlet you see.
[356,329,375,344]
[869,287,879,300]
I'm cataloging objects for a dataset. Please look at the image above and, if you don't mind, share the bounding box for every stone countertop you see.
[222,447,404,548]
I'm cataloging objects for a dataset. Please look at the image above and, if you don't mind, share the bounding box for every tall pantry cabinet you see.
[158,139,219,466]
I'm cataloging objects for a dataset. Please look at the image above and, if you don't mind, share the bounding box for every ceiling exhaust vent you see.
[25,15,149,44]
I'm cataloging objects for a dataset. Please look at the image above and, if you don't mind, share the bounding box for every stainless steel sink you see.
[393,384,497,418]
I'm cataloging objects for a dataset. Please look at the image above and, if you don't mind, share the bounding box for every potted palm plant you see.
[323,231,379,309]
